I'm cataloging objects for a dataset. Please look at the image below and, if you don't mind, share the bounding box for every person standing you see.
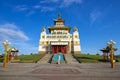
[58,55,61,64]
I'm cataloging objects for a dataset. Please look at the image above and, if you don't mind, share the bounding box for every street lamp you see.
[2,40,10,68]
[107,40,116,68]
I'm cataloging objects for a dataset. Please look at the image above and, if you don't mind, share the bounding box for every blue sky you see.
[0,0,120,55]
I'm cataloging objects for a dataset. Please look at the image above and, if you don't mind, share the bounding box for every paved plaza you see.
[0,63,120,80]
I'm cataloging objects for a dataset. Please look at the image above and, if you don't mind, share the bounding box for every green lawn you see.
[74,54,120,63]
[0,58,4,63]
[74,54,103,63]
[0,55,4,63]
[18,54,44,63]
[0,54,44,63]
[115,56,120,62]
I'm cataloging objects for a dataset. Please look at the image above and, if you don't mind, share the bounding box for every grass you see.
[0,55,4,63]
[74,54,120,63]
[18,54,44,63]
[0,54,44,63]
[0,58,4,63]
[74,54,103,63]
[1,53,120,63]
[115,55,120,62]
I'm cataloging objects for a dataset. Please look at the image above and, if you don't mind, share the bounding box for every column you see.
[69,41,71,54]
[48,41,50,54]
[60,46,62,53]
[57,46,58,53]
[62,45,63,53]
[52,45,54,54]
[65,45,67,54]
[15,52,17,60]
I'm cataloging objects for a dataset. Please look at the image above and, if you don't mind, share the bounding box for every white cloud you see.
[90,10,102,25]
[40,0,59,3]
[41,7,55,12]
[0,23,29,41]
[14,0,83,15]
[60,0,83,7]
[26,10,35,16]
[0,23,38,54]
[15,5,28,11]
[0,40,38,54]
[39,0,83,11]
[33,5,41,9]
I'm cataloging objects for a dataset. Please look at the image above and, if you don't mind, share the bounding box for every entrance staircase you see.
[37,53,79,64]
[64,54,79,64]
[37,54,52,64]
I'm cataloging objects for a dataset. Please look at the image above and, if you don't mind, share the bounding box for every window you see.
[42,36,45,38]
[40,42,44,44]
[47,36,49,38]
[57,32,62,34]
[46,42,48,46]
[75,35,78,38]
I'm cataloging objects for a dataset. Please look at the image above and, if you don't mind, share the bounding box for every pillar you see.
[52,45,54,54]
[69,41,71,54]
[57,45,58,53]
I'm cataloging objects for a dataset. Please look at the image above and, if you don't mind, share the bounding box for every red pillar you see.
[52,45,54,54]
[63,46,65,53]
[61,46,62,53]
[15,52,17,60]
[9,53,11,60]
[64,45,66,54]
[57,45,58,53]
[61,46,63,53]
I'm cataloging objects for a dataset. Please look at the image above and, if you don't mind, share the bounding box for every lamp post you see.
[107,40,116,68]
[2,40,10,68]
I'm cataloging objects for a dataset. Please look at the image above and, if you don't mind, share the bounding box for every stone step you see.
[37,54,52,63]
[37,53,79,64]
[64,54,79,64]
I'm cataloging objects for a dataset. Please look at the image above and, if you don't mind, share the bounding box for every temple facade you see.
[38,13,81,54]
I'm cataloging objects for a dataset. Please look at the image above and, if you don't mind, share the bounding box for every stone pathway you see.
[0,63,120,80]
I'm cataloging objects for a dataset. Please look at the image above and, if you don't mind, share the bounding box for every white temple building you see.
[38,13,81,54]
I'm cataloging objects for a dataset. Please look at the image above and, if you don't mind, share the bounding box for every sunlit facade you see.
[38,13,81,54]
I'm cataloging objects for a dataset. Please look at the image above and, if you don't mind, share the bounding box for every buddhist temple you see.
[38,13,81,54]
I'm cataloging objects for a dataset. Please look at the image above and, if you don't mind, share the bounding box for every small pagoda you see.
[7,46,19,62]
[101,46,117,61]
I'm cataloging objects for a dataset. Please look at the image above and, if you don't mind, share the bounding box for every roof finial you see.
[58,12,61,19]
[74,25,78,32]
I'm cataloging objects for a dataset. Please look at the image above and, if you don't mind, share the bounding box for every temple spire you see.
[58,12,61,19]
[54,13,65,26]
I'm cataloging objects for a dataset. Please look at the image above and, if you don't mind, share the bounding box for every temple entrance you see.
[52,45,67,54]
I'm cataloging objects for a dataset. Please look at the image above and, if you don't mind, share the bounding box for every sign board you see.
[51,42,68,45]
